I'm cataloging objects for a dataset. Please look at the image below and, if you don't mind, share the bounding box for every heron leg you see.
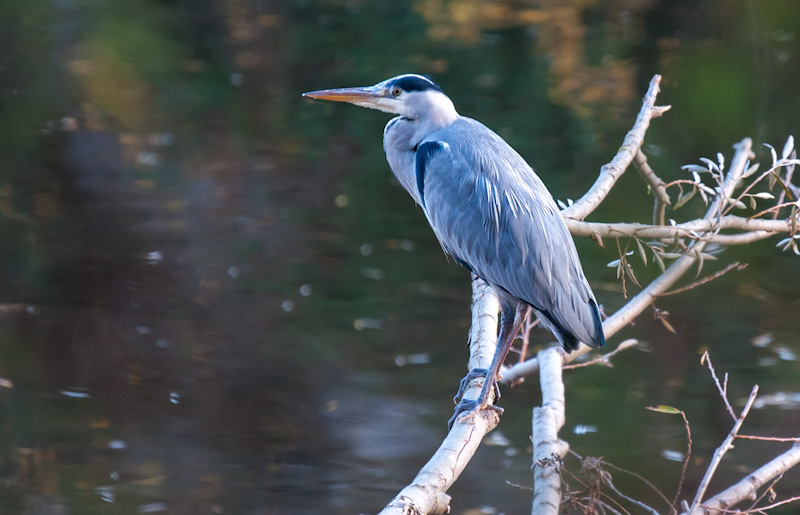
[452,368,495,404]
[448,301,530,430]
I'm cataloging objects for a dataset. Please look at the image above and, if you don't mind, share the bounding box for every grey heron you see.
[303,74,604,429]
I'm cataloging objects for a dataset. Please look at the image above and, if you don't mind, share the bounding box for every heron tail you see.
[535,298,604,353]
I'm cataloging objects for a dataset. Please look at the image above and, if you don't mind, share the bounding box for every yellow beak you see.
[302,86,379,103]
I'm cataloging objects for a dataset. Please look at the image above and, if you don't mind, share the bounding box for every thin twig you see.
[605,477,661,515]
[701,494,800,514]
[745,473,783,513]
[671,409,692,515]
[773,149,796,220]
[634,149,671,226]
[736,435,800,442]
[563,339,639,370]
[748,200,800,220]
[687,385,760,515]
[600,459,674,509]
[561,459,634,515]
[700,351,737,421]
[659,262,747,297]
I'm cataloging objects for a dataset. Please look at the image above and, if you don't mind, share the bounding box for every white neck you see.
[404,90,458,128]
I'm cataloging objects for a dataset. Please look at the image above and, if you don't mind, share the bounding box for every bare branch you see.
[565,215,792,242]
[736,435,800,442]
[687,386,760,515]
[659,262,747,297]
[672,409,693,514]
[532,347,569,515]
[377,278,501,515]
[562,75,670,221]
[605,477,661,515]
[683,443,800,515]
[596,457,674,509]
[700,351,737,421]
[562,339,639,370]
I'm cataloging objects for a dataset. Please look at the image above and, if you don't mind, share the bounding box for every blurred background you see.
[0,0,799,513]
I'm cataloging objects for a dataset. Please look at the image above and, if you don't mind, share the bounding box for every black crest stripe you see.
[392,75,443,93]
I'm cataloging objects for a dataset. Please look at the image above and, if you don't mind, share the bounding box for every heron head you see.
[303,74,457,123]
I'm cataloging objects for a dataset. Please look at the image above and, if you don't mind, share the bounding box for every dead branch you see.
[634,149,671,226]
[562,338,639,370]
[687,386,759,514]
[659,262,747,297]
[562,74,670,221]
[700,351,737,421]
[682,443,800,515]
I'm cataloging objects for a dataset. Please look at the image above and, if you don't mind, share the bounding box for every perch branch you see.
[377,277,501,515]
[531,347,569,515]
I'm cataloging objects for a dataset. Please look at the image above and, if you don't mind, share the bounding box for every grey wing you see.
[418,138,603,349]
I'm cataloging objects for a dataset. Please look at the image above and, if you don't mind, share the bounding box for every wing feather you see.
[416,118,603,349]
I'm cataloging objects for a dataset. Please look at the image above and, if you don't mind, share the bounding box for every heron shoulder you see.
[423,117,555,209]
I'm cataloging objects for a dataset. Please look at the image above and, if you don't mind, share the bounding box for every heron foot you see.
[452,368,500,404]
[447,397,504,430]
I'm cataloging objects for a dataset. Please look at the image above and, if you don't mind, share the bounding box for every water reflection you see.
[0,0,798,513]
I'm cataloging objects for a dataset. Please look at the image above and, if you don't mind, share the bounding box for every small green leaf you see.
[646,405,682,415]
[773,173,794,199]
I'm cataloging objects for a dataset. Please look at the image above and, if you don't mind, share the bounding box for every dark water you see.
[1,1,799,513]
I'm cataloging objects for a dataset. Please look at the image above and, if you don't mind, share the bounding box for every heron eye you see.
[391,87,402,97]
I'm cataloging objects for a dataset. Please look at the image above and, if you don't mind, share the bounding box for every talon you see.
[452,368,488,403]
[448,398,504,430]
[448,369,505,430]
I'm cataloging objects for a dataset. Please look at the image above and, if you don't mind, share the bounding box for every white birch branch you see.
[564,216,792,242]
[377,277,500,515]
[531,347,569,515]
[561,74,670,221]
[686,443,800,515]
